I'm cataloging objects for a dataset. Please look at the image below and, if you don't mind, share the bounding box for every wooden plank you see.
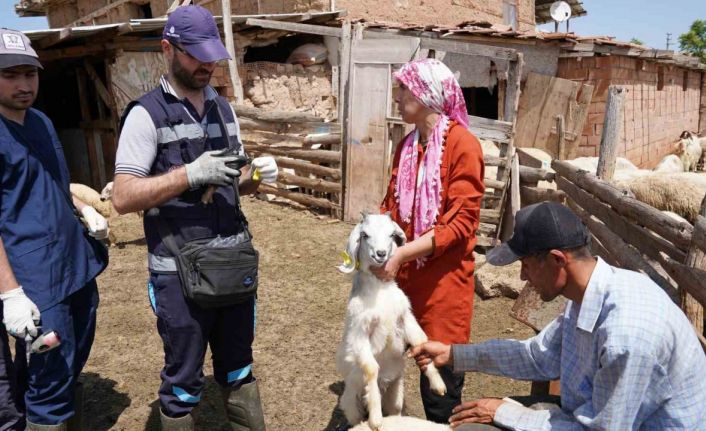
[419,36,518,61]
[303,133,341,146]
[694,215,706,252]
[343,37,420,221]
[552,160,694,250]
[258,183,340,209]
[484,178,505,190]
[75,68,101,190]
[277,171,341,193]
[503,52,523,126]
[515,73,593,159]
[510,153,521,221]
[520,186,565,206]
[568,200,676,295]
[682,196,706,333]
[484,155,504,166]
[234,105,324,123]
[244,153,341,180]
[222,0,244,103]
[351,38,420,63]
[83,60,115,111]
[238,116,340,135]
[469,115,513,144]
[659,255,706,307]
[557,176,687,263]
[243,143,340,164]
[68,0,133,26]
[596,86,626,181]
[245,18,343,38]
[556,115,565,160]
[480,209,501,224]
[519,166,555,184]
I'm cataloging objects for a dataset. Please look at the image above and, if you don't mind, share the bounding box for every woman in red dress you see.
[373,58,485,423]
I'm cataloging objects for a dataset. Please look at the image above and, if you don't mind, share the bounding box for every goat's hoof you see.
[430,375,447,396]
[368,411,383,430]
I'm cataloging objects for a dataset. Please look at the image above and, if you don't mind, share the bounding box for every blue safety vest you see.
[120,84,246,271]
[0,108,107,311]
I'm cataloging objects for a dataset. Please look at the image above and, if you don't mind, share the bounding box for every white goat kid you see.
[336,214,447,430]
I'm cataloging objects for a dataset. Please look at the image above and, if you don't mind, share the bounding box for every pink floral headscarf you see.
[393,59,468,263]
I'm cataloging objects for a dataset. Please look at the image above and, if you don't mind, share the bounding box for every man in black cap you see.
[0,28,109,430]
[411,201,706,430]
[112,6,274,431]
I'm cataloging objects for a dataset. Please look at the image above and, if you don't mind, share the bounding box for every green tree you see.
[679,19,706,62]
[630,38,644,45]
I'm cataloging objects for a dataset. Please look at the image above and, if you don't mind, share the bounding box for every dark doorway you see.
[462,86,499,120]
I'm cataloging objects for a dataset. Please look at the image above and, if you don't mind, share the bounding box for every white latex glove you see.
[0,287,39,339]
[80,206,109,240]
[251,156,278,184]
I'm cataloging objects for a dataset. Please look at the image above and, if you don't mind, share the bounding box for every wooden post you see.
[596,86,625,181]
[221,0,244,103]
[699,72,706,135]
[683,195,706,335]
[76,68,102,189]
[556,115,565,160]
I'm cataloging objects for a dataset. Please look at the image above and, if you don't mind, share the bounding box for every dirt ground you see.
[81,197,534,430]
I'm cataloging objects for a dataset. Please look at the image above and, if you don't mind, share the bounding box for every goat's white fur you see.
[350,415,452,431]
[336,214,447,430]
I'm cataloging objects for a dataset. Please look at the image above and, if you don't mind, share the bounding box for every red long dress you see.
[381,122,485,345]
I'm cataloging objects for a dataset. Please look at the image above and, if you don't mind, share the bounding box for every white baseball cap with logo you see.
[0,28,42,69]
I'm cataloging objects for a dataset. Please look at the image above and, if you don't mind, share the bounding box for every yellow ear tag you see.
[252,168,261,182]
[341,251,352,266]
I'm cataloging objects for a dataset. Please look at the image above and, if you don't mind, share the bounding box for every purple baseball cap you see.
[0,28,42,69]
[163,6,230,63]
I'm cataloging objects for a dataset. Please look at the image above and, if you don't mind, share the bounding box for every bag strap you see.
[212,101,250,230]
[148,208,183,257]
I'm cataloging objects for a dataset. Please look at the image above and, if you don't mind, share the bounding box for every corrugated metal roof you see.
[535,0,587,25]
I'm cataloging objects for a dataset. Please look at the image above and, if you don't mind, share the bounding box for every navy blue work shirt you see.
[0,108,107,311]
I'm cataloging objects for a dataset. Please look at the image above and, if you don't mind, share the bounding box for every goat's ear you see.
[360,210,370,222]
[338,223,362,274]
[680,130,690,140]
[391,221,406,247]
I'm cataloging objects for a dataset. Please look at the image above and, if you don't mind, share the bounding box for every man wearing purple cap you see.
[410,202,706,430]
[0,28,109,430]
[112,6,274,430]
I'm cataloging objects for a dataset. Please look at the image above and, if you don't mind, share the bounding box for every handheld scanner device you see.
[215,147,252,170]
[30,330,61,354]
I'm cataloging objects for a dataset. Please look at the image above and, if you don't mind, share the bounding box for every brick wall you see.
[558,56,703,168]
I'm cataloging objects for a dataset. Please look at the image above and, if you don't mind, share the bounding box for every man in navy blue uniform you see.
[0,28,109,430]
[112,6,277,430]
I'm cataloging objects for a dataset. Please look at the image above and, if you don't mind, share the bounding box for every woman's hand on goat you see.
[408,341,452,370]
[370,249,405,281]
[449,398,504,428]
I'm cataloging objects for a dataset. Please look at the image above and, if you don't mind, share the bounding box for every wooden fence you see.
[553,160,706,349]
[235,105,343,214]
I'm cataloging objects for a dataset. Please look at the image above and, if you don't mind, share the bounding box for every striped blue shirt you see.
[453,257,706,430]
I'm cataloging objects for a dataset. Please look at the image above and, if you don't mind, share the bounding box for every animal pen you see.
[553,160,706,348]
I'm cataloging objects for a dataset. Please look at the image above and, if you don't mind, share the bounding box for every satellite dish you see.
[550,1,572,23]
